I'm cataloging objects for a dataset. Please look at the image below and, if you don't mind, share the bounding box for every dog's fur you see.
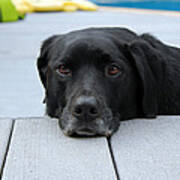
[37,27,180,137]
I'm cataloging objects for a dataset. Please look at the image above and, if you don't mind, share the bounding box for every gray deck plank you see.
[1,117,117,180]
[0,119,13,174]
[111,116,180,180]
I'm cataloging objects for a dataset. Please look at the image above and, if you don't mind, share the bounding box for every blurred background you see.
[0,0,180,118]
[92,0,180,11]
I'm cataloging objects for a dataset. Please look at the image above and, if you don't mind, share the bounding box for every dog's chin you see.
[60,124,115,138]
[58,111,121,138]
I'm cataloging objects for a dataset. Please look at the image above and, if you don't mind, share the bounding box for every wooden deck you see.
[0,117,180,180]
[0,7,180,180]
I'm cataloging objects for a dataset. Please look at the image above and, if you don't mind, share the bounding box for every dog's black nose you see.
[72,96,99,120]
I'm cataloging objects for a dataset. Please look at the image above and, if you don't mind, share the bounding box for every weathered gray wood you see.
[0,119,13,172]
[111,116,180,180]
[2,117,117,180]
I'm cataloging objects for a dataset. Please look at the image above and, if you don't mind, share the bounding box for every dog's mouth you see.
[61,123,115,138]
[55,94,121,137]
[62,127,109,138]
[57,105,120,137]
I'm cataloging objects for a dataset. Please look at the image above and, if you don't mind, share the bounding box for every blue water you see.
[91,1,180,11]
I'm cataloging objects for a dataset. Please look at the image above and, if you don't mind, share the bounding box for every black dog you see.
[37,27,180,137]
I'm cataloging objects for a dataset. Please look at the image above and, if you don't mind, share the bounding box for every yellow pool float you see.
[13,0,98,13]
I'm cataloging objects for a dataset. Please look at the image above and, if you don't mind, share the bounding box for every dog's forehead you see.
[66,36,116,52]
[49,31,127,68]
[59,35,123,62]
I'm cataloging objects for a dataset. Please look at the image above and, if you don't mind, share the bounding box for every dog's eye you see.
[105,64,121,77]
[57,65,72,77]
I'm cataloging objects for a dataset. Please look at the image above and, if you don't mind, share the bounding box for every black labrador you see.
[37,27,180,137]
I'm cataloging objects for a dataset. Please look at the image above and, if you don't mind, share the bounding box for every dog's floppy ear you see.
[126,39,164,118]
[37,35,58,89]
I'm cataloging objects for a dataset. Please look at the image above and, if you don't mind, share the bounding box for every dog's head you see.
[37,28,160,137]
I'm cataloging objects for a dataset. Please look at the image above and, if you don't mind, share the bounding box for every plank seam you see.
[0,119,15,180]
[107,137,120,180]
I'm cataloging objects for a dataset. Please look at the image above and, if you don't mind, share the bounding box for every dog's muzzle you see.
[70,95,101,136]
[59,94,116,137]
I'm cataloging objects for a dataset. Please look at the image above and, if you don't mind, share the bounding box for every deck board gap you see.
[0,120,15,180]
[107,137,120,180]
